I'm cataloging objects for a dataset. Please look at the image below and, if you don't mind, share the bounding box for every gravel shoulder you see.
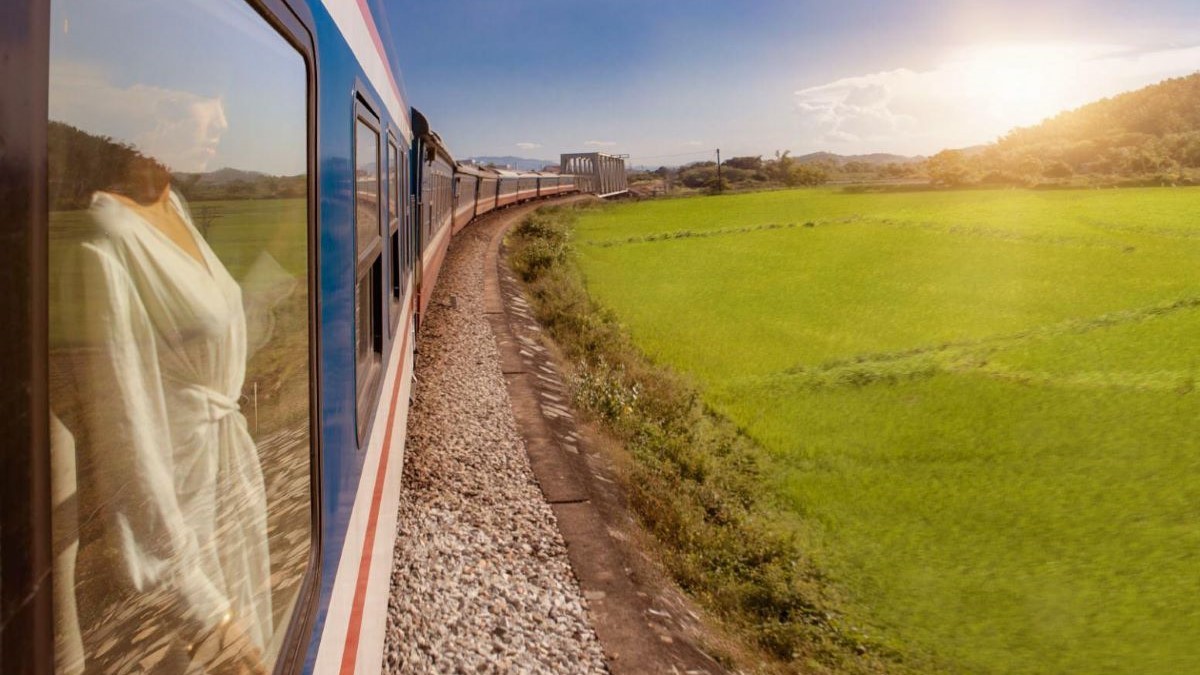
[383,206,607,674]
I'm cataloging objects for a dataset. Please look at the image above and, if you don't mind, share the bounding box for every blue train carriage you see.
[468,164,502,218]
[536,171,559,198]
[0,0,429,673]
[493,168,522,208]
[410,109,456,320]
[452,163,489,234]
[516,171,540,203]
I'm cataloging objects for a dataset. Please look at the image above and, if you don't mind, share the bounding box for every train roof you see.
[455,163,500,178]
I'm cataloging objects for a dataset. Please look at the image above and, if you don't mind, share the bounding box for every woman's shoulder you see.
[87,191,137,239]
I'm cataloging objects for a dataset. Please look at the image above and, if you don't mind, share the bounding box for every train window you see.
[355,114,383,438]
[388,136,401,330]
[46,0,312,672]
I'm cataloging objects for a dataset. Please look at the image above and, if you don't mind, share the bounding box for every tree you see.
[788,164,828,186]
[767,150,794,184]
[926,149,971,186]
[1043,160,1073,179]
[724,155,763,171]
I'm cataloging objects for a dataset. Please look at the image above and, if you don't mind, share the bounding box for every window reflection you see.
[47,1,311,672]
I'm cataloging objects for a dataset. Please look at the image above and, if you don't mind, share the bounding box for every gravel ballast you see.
[382,222,608,674]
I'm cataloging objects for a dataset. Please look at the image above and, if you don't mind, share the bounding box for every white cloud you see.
[684,140,703,147]
[515,141,542,150]
[50,61,228,172]
[584,140,617,147]
[793,42,1200,154]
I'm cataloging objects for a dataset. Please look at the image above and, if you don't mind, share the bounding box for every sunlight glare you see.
[952,43,1094,128]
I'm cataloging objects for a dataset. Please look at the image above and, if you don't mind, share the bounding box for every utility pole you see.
[716,148,722,194]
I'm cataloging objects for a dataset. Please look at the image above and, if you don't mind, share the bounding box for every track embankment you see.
[383,196,724,675]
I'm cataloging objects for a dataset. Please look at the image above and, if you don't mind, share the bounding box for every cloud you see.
[584,140,617,147]
[793,42,1200,154]
[50,61,228,172]
[515,141,542,150]
[684,140,703,147]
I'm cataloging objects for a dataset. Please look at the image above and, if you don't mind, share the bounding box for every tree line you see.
[927,73,1200,187]
[48,121,304,210]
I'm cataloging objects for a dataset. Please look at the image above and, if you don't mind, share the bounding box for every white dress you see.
[73,189,273,654]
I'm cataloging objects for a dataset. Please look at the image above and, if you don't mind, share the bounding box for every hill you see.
[926,72,1200,186]
[795,151,923,165]
[173,167,268,186]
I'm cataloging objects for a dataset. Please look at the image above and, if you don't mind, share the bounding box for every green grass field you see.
[571,187,1200,673]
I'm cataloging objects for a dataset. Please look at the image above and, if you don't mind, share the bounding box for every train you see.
[0,0,588,673]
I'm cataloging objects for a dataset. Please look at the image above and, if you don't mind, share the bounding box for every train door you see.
[410,139,424,329]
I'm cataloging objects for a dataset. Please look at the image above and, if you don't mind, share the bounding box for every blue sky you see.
[379,0,1200,164]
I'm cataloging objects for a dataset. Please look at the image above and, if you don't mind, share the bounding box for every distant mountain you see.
[795,151,924,166]
[465,156,556,171]
[172,166,305,201]
[173,167,270,186]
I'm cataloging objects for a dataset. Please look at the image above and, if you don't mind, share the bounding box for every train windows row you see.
[354,110,384,438]
[354,98,414,443]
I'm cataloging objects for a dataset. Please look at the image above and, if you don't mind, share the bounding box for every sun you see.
[953,43,1084,126]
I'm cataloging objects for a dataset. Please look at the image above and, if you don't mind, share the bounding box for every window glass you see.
[356,271,374,367]
[388,140,399,231]
[46,1,311,672]
[356,120,381,257]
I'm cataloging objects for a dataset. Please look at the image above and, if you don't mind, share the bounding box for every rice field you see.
[570,187,1200,673]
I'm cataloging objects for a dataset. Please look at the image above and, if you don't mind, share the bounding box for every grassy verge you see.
[507,203,899,673]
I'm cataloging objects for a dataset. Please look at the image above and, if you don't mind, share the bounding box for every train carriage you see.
[537,172,558,197]
[516,173,539,202]
[473,166,501,216]
[495,169,521,208]
[560,173,578,194]
[453,164,487,233]
[411,110,455,318]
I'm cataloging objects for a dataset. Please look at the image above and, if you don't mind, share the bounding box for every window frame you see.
[353,96,385,446]
[1,0,52,671]
[387,131,402,334]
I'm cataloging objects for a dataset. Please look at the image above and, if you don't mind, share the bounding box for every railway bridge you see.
[560,152,629,198]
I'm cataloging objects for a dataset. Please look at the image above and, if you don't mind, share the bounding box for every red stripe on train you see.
[338,300,411,675]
